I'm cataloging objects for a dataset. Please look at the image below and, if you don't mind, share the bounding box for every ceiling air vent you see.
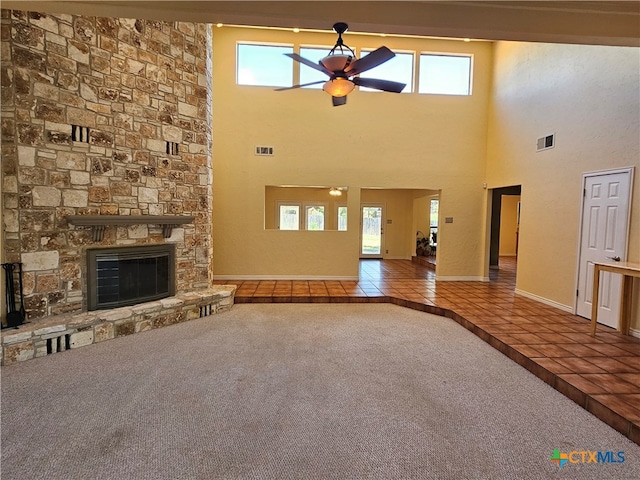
[536,133,555,152]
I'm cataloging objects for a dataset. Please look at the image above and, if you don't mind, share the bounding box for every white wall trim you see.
[515,288,573,313]
[436,276,490,282]
[383,256,412,260]
[630,328,640,339]
[213,275,359,281]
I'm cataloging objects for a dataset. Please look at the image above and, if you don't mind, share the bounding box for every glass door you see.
[361,205,384,258]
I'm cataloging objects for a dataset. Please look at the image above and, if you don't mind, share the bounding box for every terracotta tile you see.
[528,344,573,358]
[554,377,587,407]
[589,343,629,357]
[581,374,640,394]
[558,332,602,344]
[557,374,608,394]
[583,357,639,374]
[310,291,329,297]
[508,333,546,344]
[554,357,607,374]
[587,397,632,436]
[532,332,575,343]
[616,343,640,355]
[619,357,640,371]
[555,344,604,357]
[615,373,640,386]
[511,344,545,358]
[533,357,574,374]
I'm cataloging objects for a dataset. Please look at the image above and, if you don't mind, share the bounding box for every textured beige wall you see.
[487,41,640,327]
[212,27,492,279]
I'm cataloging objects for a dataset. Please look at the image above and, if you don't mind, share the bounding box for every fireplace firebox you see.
[87,245,175,311]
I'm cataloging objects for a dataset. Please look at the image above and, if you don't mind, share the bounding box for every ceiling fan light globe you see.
[320,54,354,72]
[323,78,355,97]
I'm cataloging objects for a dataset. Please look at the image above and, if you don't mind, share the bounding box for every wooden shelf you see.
[66,215,195,241]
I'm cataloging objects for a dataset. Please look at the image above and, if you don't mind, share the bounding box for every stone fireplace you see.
[1,9,214,324]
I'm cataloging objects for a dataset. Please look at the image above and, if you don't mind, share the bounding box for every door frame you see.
[573,166,635,318]
[360,203,385,258]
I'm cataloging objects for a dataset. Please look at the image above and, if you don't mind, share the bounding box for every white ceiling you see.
[3,1,639,46]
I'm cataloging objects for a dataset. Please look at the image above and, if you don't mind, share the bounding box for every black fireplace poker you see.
[2,262,26,329]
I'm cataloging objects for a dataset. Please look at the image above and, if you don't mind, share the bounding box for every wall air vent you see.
[255,146,274,156]
[536,133,555,152]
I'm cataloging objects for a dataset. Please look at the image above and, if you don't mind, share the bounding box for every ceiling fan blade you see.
[332,96,347,107]
[352,77,406,93]
[345,46,395,75]
[285,53,331,75]
[275,80,326,91]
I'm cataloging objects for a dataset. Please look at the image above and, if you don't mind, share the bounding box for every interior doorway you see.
[489,186,522,270]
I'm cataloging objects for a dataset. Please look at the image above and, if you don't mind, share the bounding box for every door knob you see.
[607,256,621,262]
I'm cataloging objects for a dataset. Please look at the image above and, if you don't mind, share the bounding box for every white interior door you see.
[576,169,633,326]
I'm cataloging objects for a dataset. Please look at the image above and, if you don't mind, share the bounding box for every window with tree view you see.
[305,206,325,230]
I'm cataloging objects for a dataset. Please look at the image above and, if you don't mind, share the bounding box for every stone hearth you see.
[1,285,236,365]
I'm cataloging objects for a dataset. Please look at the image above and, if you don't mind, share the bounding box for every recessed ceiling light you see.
[293,27,300,33]
[216,23,224,28]
[463,38,471,42]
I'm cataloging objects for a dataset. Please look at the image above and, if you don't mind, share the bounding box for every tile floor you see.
[214,257,640,445]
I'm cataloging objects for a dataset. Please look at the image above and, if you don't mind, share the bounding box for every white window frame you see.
[418,52,473,96]
[276,201,301,230]
[336,205,348,231]
[299,45,335,89]
[359,48,415,93]
[236,42,295,88]
[304,203,327,231]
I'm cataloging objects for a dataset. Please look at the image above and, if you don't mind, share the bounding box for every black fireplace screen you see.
[87,245,175,311]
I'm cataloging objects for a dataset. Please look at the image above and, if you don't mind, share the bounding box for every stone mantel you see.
[67,215,196,241]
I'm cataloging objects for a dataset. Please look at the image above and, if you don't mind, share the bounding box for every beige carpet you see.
[1,304,639,479]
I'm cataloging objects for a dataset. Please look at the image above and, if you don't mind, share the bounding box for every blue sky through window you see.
[419,54,471,95]
[237,44,293,87]
[359,50,413,93]
[299,47,333,89]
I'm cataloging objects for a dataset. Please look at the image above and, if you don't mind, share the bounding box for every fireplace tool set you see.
[2,262,26,329]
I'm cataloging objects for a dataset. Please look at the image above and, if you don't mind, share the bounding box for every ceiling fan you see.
[276,22,406,106]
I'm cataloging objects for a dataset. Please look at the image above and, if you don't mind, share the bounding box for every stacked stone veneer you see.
[0,286,235,365]
[1,9,213,321]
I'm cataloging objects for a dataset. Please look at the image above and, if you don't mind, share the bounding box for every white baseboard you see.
[499,253,517,257]
[436,276,490,282]
[384,256,412,260]
[213,275,359,281]
[514,289,573,313]
[630,328,640,339]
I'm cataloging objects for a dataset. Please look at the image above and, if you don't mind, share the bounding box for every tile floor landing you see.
[214,257,640,445]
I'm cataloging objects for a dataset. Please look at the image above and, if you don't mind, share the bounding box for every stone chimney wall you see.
[1,9,212,320]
